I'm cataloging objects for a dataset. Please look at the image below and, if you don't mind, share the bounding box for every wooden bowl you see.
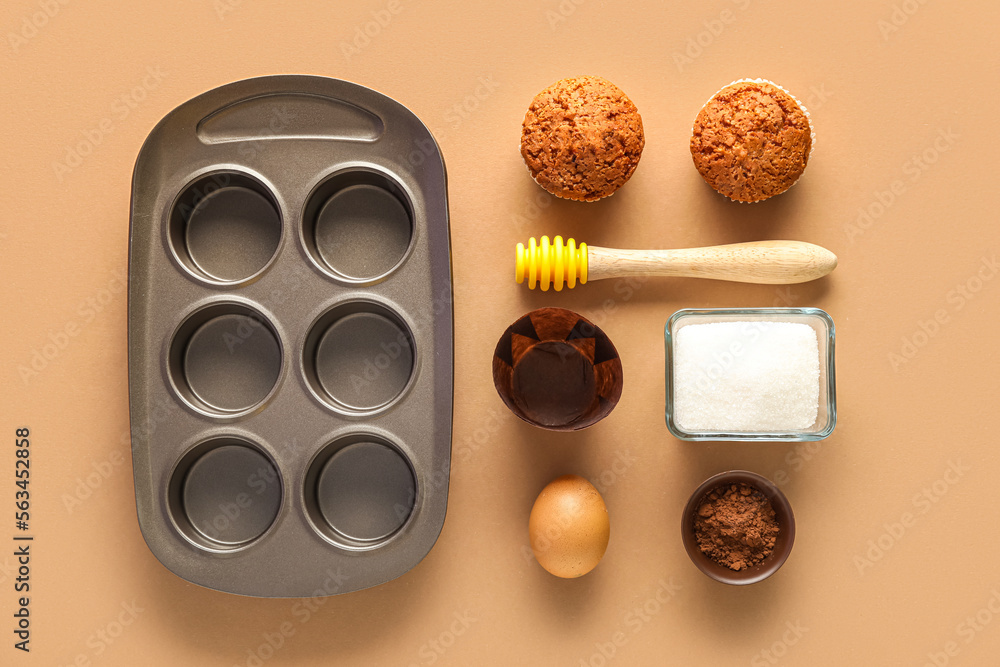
[492,307,623,431]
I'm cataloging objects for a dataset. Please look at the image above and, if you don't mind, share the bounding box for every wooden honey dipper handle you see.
[516,237,838,290]
[588,240,837,285]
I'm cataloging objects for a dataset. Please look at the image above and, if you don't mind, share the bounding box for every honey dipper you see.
[515,236,837,291]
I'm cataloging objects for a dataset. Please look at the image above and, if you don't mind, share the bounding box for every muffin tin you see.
[128,76,452,597]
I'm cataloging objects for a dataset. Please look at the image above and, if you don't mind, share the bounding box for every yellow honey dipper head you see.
[515,236,588,291]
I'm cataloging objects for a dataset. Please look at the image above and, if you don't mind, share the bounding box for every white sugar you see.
[673,321,820,432]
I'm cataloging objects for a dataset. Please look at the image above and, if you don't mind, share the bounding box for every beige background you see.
[2,0,999,665]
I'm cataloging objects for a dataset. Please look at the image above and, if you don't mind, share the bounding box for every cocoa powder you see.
[693,483,779,571]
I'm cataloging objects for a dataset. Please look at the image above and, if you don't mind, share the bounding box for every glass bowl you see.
[664,307,836,441]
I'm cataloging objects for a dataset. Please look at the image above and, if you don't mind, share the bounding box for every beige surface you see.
[2,1,999,665]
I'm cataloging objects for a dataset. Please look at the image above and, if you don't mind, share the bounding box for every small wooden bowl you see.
[492,307,623,431]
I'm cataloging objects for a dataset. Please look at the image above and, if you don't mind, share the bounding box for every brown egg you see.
[528,475,610,578]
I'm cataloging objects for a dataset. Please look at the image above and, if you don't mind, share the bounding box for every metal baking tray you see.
[128,75,452,597]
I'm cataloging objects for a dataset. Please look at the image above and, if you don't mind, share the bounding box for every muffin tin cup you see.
[302,299,417,416]
[303,433,417,551]
[301,167,415,284]
[167,436,283,552]
[129,76,452,597]
[167,301,284,418]
[167,171,284,284]
[680,470,795,585]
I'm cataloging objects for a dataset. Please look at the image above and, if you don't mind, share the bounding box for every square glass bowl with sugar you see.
[664,308,836,441]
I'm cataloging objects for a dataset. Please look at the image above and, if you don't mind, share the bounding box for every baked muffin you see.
[521,76,644,202]
[690,79,813,203]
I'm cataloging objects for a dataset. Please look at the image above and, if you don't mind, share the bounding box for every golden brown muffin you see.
[520,76,644,202]
[690,79,813,203]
